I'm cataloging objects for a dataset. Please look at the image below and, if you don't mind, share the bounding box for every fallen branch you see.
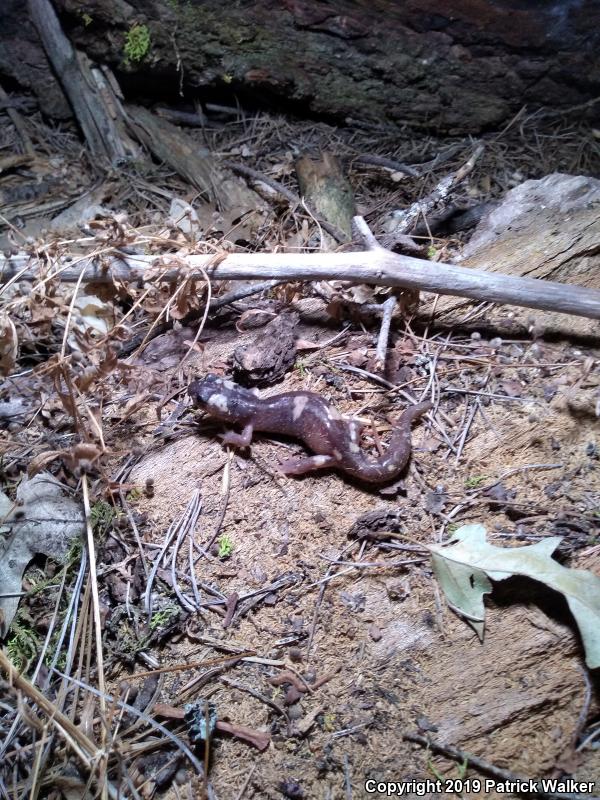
[1,217,599,319]
[28,0,138,164]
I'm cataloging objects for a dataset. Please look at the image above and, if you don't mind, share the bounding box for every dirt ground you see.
[114,300,600,800]
[1,105,599,800]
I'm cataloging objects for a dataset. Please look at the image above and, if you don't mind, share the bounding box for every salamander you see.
[188,374,431,484]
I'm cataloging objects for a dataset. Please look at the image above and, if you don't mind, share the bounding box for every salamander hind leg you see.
[278,454,336,477]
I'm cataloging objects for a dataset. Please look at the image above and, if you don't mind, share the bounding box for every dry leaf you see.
[0,314,18,376]
[430,524,600,668]
[0,473,85,636]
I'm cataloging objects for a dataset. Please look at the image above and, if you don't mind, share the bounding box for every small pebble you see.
[386,581,409,601]
[470,331,481,340]
[279,778,304,799]
[368,623,382,642]
[174,769,189,786]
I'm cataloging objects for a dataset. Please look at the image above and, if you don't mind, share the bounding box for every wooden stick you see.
[382,144,484,241]
[3,242,599,319]
[28,0,137,164]
[373,296,397,373]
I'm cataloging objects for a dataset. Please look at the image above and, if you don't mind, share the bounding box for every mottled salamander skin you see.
[188,374,431,484]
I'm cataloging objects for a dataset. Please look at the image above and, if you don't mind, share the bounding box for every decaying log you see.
[2,217,600,319]
[295,152,355,244]
[125,105,260,210]
[33,0,600,134]
[26,0,259,211]
[424,173,600,336]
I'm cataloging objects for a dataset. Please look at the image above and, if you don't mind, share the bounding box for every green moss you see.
[90,500,116,533]
[150,605,179,631]
[217,534,234,559]
[464,475,488,489]
[126,487,142,503]
[295,359,307,378]
[6,613,41,669]
[124,24,151,64]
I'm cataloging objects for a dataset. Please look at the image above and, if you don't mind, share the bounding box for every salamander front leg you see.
[220,424,254,448]
[278,454,337,477]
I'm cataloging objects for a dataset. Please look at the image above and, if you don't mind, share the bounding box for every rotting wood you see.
[225,161,348,243]
[2,217,600,319]
[382,144,485,247]
[125,105,225,207]
[28,0,138,165]
[36,0,600,135]
[295,152,355,244]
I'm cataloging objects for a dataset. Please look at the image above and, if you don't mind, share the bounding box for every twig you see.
[372,296,397,373]
[352,153,419,178]
[52,669,204,774]
[118,489,149,578]
[119,280,284,359]
[573,667,593,749]
[453,399,479,464]
[404,732,600,800]
[0,85,34,155]
[306,543,355,658]
[382,144,484,240]
[443,387,534,403]
[219,676,288,719]
[0,650,99,766]
[224,161,300,205]
[215,720,270,752]
[233,763,258,800]
[209,279,284,310]
[81,475,108,770]
[144,489,201,618]
[225,161,347,243]
[343,754,353,800]
[4,217,598,318]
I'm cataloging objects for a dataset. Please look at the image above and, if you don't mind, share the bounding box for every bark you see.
[295,152,355,243]
[2,0,599,133]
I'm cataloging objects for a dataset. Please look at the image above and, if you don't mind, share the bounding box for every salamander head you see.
[188,373,252,422]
